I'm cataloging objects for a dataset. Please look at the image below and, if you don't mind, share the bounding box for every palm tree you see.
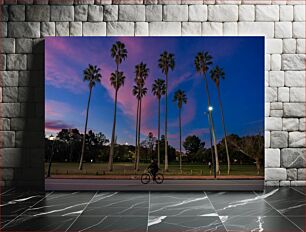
[111,41,128,70]
[79,64,102,170]
[108,71,126,171]
[152,79,166,168]
[133,62,149,171]
[134,94,140,166]
[132,83,148,171]
[158,51,175,172]
[210,66,231,175]
[194,51,220,174]
[173,89,187,171]
[109,41,127,171]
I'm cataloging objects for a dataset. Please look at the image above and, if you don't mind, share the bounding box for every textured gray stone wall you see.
[0,0,305,188]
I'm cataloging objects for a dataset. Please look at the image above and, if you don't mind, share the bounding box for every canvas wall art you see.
[45,36,264,191]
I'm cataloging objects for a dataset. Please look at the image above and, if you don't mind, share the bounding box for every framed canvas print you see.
[45,36,264,191]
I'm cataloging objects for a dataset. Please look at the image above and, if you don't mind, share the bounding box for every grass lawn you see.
[45,162,264,176]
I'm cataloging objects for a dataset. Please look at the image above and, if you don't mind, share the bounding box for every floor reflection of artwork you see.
[45,37,264,189]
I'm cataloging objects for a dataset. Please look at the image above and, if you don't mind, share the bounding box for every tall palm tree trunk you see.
[203,74,219,174]
[164,72,168,172]
[206,112,215,177]
[136,99,142,171]
[179,107,182,171]
[108,89,118,171]
[157,98,161,168]
[109,63,119,172]
[217,87,230,175]
[79,87,92,170]
[134,99,140,169]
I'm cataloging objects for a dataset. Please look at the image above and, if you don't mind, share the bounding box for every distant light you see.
[48,135,55,141]
[208,106,213,111]
[125,142,129,145]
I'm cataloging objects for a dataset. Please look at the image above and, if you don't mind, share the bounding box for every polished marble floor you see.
[1,187,305,231]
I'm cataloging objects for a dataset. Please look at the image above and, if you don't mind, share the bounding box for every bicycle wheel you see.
[155,173,164,184]
[141,173,150,184]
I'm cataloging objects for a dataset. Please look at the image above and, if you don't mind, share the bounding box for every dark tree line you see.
[182,134,264,173]
[45,129,177,164]
[46,128,263,174]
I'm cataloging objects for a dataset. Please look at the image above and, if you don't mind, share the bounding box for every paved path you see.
[49,174,264,180]
[45,178,264,191]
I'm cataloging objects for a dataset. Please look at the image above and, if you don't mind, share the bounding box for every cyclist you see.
[147,159,159,181]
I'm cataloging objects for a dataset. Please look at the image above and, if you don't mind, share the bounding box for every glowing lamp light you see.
[208,106,213,111]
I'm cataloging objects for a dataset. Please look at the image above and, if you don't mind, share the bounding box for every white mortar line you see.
[253,191,303,232]
[2,191,54,230]
[65,191,98,232]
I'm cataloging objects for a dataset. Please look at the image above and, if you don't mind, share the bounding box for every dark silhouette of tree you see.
[152,78,166,167]
[173,89,187,170]
[109,41,128,171]
[158,51,175,172]
[79,64,102,170]
[194,51,220,173]
[183,135,205,161]
[210,65,231,175]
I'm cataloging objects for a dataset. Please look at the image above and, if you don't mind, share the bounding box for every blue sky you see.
[45,36,264,150]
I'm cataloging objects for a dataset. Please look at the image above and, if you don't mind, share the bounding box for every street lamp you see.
[47,135,56,178]
[204,111,216,179]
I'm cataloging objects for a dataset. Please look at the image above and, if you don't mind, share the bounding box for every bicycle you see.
[141,170,164,184]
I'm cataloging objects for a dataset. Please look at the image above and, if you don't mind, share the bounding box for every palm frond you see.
[158,51,175,75]
[152,78,166,99]
[111,41,128,65]
[83,64,102,88]
[173,89,187,109]
[194,51,213,74]
[110,71,126,90]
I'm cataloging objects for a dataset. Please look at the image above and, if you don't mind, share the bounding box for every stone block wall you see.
[0,0,305,188]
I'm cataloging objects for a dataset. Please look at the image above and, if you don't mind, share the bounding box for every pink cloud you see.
[168,133,179,139]
[139,72,196,138]
[99,65,138,119]
[46,38,190,138]
[46,38,104,95]
[138,94,158,132]
[99,63,160,139]
[46,38,101,65]
[168,72,193,93]
[45,120,74,135]
[187,128,210,136]
[118,37,144,58]
[98,67,163,145]
[182,98,196,126]
[169,92,196,128]
[46,51,87,94]
[45,100,73,119]
[140,124,158,139]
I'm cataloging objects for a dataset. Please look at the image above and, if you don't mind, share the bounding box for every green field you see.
[45,162,263,176]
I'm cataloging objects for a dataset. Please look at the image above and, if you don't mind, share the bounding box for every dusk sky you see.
[45,36,264,150]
